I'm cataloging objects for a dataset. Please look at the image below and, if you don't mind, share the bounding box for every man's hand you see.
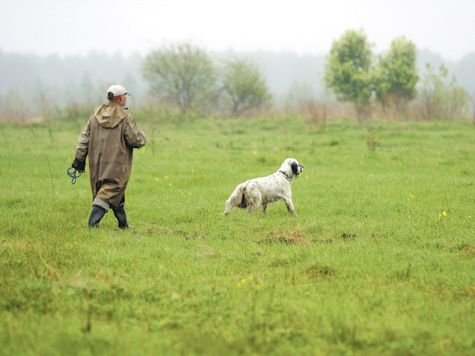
[71,159,85,173]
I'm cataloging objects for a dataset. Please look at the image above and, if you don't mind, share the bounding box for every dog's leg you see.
[247,193,262,213]
[284,199,296,215]
[262,204,267,214]
[248,201,261,213]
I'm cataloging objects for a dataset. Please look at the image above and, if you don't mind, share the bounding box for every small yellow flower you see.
[408,215,411,219]
[165,176,168,179]
[168,183,173,187]
[410,194,415,198]
[241,279,246,284]
[469,215,471,219]
[439,214,442,218]
[188,192,192,196]
[191,169,194,173]
[442,211,447,216]
[306,175,309,178]
[155,178,159,181]
[252,151,257,155]
[248,276,253,280]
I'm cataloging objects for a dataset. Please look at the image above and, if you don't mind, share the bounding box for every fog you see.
[1,0,474,61]
[1,48,474,111]
[1,0,474,115]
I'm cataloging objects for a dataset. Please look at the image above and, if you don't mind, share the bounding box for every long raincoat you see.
[73,101,146,209]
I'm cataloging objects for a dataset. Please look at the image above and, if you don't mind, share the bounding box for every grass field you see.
[0,115,474,355]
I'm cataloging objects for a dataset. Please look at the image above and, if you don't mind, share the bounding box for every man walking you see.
[71,84,146,228]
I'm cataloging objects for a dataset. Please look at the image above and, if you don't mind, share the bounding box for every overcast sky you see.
[1,0,474,61]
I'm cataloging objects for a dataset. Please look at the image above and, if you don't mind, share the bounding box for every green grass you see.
[0,116,474,355]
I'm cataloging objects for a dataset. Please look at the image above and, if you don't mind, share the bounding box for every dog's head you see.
[279,158,304,179]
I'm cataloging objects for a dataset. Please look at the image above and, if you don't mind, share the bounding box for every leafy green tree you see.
[373,36,418,110]
[220,58,271,117]
[142,42,217,113]
[418,63,470,120]
[324,29,373,118]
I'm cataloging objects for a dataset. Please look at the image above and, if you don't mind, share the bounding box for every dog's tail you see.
[224,183,248,215]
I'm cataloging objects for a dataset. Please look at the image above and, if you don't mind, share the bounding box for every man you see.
[71,84,146,228]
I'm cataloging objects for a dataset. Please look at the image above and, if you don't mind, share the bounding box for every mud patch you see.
[147,226,205,240]
[305,264,335,278]
[258,230,307,245]
[309,238,333,243]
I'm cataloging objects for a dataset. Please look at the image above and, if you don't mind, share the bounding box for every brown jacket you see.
[74,101,146,209]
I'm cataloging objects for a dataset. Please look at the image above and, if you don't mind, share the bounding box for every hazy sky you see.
[1,0,474,61]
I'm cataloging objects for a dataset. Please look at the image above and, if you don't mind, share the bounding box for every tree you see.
[220,58,271,117]
[142,42,217,113]
[324,29,373,118]
[418,63,470,120]
[373,36,418,110]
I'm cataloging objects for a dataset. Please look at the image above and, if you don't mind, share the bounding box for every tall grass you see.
[0,115,473,355]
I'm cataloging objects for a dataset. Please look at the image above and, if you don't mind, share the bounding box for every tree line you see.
[141,34,471,120]
[142,43,271,117]
[0,31,473,121]
[324,29,471,120]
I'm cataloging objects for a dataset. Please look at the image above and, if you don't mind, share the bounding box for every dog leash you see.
[67,167,82,184]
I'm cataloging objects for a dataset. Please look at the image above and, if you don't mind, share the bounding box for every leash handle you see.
[67,167,82,184]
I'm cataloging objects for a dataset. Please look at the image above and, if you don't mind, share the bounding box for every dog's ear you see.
[291,161,299,175]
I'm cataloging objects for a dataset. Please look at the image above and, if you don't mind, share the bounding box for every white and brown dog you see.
[224,158,304,215]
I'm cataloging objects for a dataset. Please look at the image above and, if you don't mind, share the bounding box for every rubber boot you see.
[88,205,106,228]
[112,206,132,229]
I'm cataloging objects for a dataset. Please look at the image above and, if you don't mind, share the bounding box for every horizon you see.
[1,46,472,64]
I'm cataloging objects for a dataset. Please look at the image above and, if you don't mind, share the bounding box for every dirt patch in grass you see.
[258,230,336,245]
[146,226,205,240]
[305,264,335,278]
[258,230,307,245]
